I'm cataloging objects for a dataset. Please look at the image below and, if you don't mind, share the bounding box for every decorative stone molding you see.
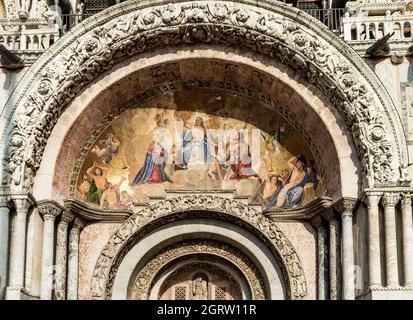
[130,239,266,300]
[90,195,307,300]
[0,0,408,195]
[64,198,131,222]
[264,197,332,221]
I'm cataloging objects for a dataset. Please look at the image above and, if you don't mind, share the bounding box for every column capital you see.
[11,193,35,211]
[72,218,86,231]
[333,197,358,216]
[400,193,412,208]
[60,211,74,225]
[381,192,400,208]
[0,195,12,209]
[364,193,382,208]
[322,208,338,222]
[310,215,325,229]
[37,200,63,220]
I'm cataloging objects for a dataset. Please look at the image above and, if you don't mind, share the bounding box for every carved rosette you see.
[90,195,307,300]
[2,0,402,193]
[130,239,266,300]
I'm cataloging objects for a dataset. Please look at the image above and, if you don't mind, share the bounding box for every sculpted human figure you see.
[192,275,208,300]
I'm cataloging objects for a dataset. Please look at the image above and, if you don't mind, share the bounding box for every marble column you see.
[313,216,327,300]
[334,198,357,300]
[329,218,340,300]
[0,196,11,299]
[401,193,413,287]
[381,193,400,287]
[67,218,84,300]
[7,195,33,297]
[38,201,62,300]
[323,209,340,300]
[365,193,382,288]
[54,211,74,300]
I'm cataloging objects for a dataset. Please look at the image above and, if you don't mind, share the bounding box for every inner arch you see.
[33,48,361,204]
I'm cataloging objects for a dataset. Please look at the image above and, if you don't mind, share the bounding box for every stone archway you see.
[90,195,307,300]
[130,239,263,300]
[0,0,409,197]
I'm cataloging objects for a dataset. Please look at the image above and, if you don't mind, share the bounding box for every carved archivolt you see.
[1,0,408,193]
[90,195,307,300]
[130,239,266,300]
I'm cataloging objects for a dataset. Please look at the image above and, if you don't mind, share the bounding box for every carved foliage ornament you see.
[2,0,401,192]
[90,195,307,299]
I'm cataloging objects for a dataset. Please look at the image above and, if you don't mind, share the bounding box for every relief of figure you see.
[132,133,172,185]
[267,155,318,209]
[86,161,109,205]
[175,116,212,169]
[192,274,208,300]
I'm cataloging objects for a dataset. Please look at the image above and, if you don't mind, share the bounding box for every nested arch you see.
[90,195,307,300]
[0,0,409,197]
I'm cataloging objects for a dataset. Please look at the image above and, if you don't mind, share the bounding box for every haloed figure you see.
[176,116,212,168]
[132,133,172,185]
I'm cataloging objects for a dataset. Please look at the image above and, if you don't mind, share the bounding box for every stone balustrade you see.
[342,12,413,42]
[341,1,413,57]
[0,19,59,65]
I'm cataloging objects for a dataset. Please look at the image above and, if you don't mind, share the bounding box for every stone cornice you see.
[64,198,132,223]
[263,197,332,221]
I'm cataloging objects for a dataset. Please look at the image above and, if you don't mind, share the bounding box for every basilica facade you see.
[1,0,413,300]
